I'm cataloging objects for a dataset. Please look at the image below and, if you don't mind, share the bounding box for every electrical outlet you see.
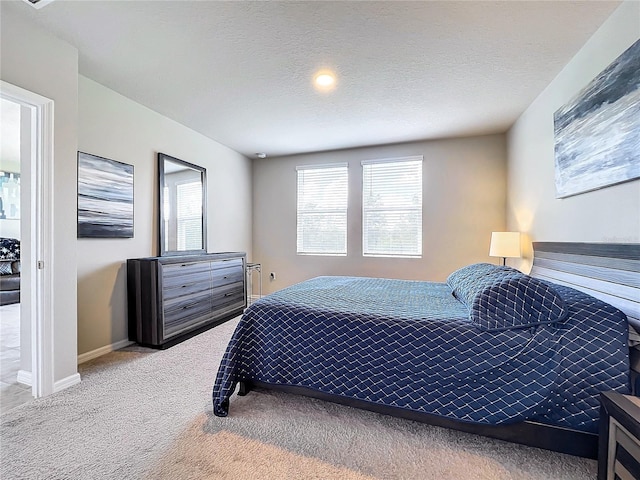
[270,272,276,281]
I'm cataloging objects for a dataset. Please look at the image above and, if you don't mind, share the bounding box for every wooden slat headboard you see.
[531,242,640,331]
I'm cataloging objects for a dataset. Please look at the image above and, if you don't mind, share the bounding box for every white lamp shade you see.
[489,232,521,258]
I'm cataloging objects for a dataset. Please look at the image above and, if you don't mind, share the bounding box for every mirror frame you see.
[158,152,207,256]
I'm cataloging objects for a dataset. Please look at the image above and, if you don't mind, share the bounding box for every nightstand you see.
[598,392,640,480]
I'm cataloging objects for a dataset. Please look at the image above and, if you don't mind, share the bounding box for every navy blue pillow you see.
[447,263,518,303]
[447,263,568,332]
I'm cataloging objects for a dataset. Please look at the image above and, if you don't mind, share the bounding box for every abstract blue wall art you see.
[77,152,134,238]
[554,39,640,198]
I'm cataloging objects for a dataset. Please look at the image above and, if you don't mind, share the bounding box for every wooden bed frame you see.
[239,242,640,459]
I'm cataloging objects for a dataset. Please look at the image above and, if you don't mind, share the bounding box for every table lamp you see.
[489,232,521,266]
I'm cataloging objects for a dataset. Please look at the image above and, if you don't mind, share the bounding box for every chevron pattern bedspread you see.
[212,276,630,432]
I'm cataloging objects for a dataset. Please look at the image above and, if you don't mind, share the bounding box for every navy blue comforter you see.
[213,276,629,432]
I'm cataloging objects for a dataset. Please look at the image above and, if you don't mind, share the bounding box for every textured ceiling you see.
[3,0,621,158]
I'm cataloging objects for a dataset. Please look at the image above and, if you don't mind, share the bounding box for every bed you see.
[212,242,639,458]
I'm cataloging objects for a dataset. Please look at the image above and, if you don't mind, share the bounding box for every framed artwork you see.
[77,152,134,238]
[554,39,640,198]
[0,172,20,220]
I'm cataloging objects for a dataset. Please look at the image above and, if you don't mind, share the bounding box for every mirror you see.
[158,153,207,256]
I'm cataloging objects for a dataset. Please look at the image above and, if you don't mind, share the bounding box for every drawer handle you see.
[224,293,233,297]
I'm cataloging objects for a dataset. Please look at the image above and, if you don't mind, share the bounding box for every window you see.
[176,181,202,251]
[296,164,348,255]
[362,156,423,257]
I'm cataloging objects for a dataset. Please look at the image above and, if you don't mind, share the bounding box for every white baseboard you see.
[53,373,81,393]
[17,369,32,387]
[18,370,81,395]
[77,338,135,365]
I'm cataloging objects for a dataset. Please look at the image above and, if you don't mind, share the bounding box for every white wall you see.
[1,7,79,385]
[0,221,20,240]
[507,1,640,273]
[0,98,21,239]
[77,76,252,356]
[253,135,507,294]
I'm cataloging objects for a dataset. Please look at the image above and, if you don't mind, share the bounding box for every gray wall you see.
[1,7,80,384]
[507,0,640,273]
[253,135,507,294]
[77,76,252,356]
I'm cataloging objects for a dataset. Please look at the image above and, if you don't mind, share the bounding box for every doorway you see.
[0,81,55,407]
[0,97,30,411]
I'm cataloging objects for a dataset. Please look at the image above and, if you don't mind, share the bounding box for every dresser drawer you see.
[163,290,212,337]
[212,257,244,288]
[609,418,640,480]
[162,262,211,288]
[163,281,211,301]
[211,281,245,312]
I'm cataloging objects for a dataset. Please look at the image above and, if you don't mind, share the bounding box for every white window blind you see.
[296,164,348,255]
[176,181,203,251]
[362,156,422,257]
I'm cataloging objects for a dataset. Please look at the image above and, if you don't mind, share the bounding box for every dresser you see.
[127,252,246,349]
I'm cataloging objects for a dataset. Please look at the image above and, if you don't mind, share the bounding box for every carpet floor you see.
[0,316,597,479]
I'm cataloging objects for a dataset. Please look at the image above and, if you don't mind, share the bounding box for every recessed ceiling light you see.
[314,71,337,91]
[315,74,334,87]
[256,153,267,159]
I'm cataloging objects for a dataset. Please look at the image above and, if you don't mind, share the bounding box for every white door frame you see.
[1,80,55,397]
